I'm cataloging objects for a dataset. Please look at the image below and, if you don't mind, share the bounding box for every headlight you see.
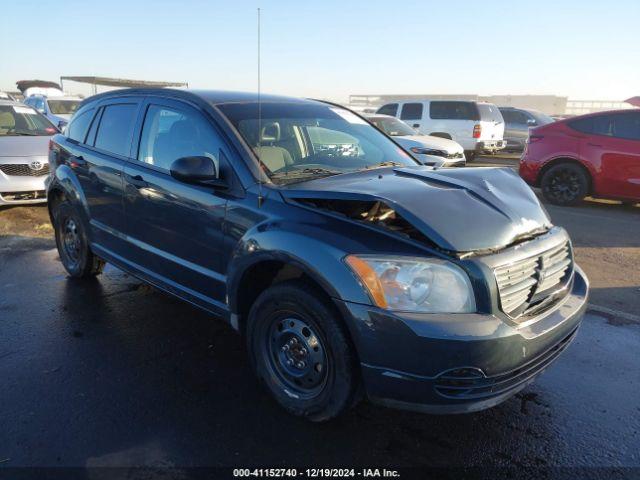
[345,255,476,313]
[410,147,446,156]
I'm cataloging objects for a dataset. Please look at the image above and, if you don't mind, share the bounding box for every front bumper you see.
[338,265,588,414]
[476,140,506,152]
[0,158,49,205]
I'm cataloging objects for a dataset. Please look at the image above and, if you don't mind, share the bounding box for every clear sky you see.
[1,0,638,101]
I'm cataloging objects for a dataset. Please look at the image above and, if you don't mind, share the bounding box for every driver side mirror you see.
[170,156,227,189]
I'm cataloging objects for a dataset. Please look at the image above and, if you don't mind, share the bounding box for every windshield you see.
[0,105,57,136]
[218,102,418,185]
[47,99,80,115]
[369,117,416,136]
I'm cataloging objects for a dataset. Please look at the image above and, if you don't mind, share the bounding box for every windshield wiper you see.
[269,167,343,185]
[10,131,40,136]
[270,167,341,178]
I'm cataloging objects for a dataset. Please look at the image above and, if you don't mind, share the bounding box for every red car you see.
[519,109,640,205]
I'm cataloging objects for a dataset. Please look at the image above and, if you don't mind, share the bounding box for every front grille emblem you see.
[29,161,44,171]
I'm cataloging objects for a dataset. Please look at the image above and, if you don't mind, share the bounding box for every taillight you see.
[473,124,481,138]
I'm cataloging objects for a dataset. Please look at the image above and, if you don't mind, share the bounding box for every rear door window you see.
[377,103,398,116]
[400,103,423,120]
[93,103,138,157]
[429,101,479,120]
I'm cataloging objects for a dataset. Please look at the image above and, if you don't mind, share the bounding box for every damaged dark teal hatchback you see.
[47,89,589,421]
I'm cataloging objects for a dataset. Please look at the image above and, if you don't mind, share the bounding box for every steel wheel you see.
[264,314,329,399]
[62,218,82,267]
[53,201,104,278]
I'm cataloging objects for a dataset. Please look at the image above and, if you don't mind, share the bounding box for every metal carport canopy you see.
[60,76,188,88]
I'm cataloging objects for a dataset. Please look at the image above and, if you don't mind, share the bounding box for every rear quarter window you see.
[67,108,95,143]
[477,104,503,123]
[429,101,479,120]
[569,115,613,136]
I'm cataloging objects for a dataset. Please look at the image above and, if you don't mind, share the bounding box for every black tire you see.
[540,163,589,206]
[465,151,476,162]
[246,281,359,422]
[53,201,104,278]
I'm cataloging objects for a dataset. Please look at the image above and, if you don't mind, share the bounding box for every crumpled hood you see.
[395,134,463,153]
[281,165,552,253]
[0,135,51,158]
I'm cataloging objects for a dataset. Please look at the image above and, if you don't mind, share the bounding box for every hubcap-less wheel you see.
[266,316,328,398]
[62,218,82,267]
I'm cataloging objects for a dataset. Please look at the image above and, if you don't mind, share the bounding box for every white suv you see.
[376,100,506,159]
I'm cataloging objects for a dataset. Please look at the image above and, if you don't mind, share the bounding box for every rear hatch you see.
[476,103,505,141]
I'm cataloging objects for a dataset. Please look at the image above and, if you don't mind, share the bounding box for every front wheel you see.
[246,281,359,422]
[53,201,104,278]
[540,163,589,206]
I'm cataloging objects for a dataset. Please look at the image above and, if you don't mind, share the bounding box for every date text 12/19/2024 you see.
[233,469,400,478]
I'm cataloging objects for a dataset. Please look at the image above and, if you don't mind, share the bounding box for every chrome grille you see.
[0,163,50,177]
[495,241,573,318]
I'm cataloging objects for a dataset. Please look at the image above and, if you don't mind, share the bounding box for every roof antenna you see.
[257,7,264,208]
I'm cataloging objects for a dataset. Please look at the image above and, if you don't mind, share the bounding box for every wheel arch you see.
[228,252,350,335]
[47,167,92,229]
[536,156,593,193]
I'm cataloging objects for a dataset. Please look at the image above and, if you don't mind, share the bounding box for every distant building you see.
[348,94,634,116]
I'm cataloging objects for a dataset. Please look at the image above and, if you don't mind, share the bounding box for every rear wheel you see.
[246,281,359,422]
[53,201,104,278]
[540,163,589,206]
[464,150,476,162]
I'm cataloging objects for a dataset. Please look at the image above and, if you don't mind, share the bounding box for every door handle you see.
[126,174,149,188]
[412,124,420,128]
[69,155,86,168]
[587,143,603,148]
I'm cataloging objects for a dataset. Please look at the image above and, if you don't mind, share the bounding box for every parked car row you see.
[375,99,506,159]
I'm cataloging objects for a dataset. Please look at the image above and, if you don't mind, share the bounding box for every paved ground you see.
[0,158,639,472]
